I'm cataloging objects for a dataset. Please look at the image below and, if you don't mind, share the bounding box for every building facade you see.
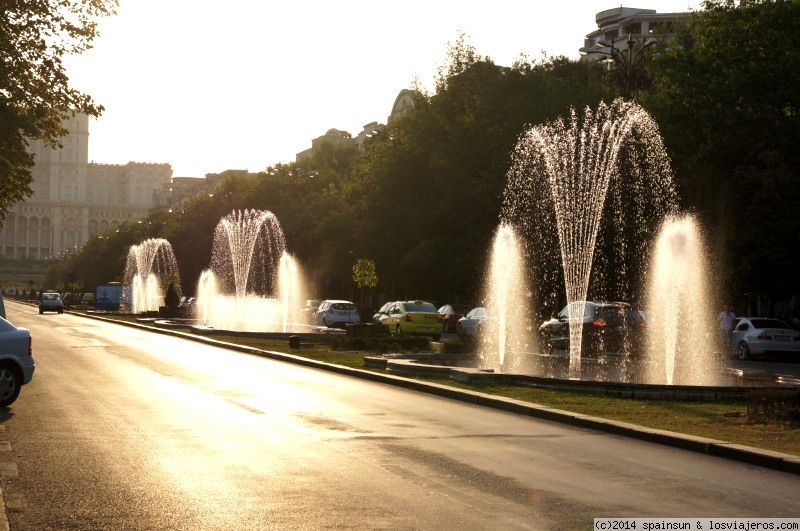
[584,6,688,50]
[0,114,173,259]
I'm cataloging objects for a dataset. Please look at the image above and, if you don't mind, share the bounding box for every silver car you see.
[0,316,35,407]
[457,307,489,336]
[730,317,800,360]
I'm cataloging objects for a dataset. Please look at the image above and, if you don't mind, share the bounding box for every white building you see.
[584,6,688,50]
[0,114,173,259]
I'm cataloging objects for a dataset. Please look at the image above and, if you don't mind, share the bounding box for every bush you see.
[330,335,430,353]
[747,389,800,426]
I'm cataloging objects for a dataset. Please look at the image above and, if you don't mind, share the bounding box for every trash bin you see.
[288,335,300,349]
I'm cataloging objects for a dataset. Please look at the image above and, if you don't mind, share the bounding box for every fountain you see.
[122,238,181,313]
[480,223,533,374]
[644,214,719,385]
[497,99,713,383]
[196,209,309,333]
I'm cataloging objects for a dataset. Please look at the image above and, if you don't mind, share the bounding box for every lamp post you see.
[580,34,658,100]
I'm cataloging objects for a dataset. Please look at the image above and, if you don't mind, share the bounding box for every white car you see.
[312,300,360,328]
[457,307,489,336]
[730,317,800,360]
[0,317,35,407]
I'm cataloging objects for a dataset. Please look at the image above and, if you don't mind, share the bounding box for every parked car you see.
[730,317,800,360]
[82,292,95,305]
[298,299,322,324]
[0,316,35,407]
[312,300,360,328]
[372,301,394,325]
[457,307,489,336]
[379,300,443,340]
[538,301,646,355]
[438,303,472,333]
[39,291,64,314]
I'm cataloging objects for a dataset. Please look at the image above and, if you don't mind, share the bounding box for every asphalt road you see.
[1,300,799,530]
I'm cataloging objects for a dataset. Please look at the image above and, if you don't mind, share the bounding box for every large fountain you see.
[196,209,309,333]
[492,99,720,384]
[122,238,182,313]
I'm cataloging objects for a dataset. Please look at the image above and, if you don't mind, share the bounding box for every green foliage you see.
[643,0,800,304]
[0,0,117,226]
[352,258,378,289]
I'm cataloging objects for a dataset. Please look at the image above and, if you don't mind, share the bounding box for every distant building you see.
[296,89,421,163]
[583,6,689,51]
[0,114,173,259]
[296,128,354,162]
[388,89,419,122]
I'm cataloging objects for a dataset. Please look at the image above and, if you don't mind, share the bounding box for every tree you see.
[643,0,800,308]
[352,258,378,309]
[0,0,117,225]
[352,258,378,291]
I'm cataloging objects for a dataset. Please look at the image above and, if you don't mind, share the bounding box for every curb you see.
[78,312,800,476]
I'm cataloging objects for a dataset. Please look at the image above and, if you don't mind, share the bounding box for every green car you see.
[379,300,443,341]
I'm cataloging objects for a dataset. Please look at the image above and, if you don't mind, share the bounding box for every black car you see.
[539,301,646,355]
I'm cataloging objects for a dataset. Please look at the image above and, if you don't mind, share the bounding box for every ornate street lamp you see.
[580,34,658,100]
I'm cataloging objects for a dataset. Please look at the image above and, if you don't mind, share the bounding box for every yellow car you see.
[379,300,443,340]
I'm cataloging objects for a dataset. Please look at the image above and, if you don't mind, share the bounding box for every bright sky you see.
[63,1,701,178]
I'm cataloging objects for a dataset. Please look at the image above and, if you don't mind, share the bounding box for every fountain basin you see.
[365,353,798,401]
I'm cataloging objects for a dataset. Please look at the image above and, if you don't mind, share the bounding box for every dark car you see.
[39,291,64,314]
[438,303,472,334]
[539,301,646,355]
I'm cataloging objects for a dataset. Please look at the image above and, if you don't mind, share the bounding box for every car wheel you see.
[38,308,43,315]
[736,341,751,361]
[0,362,22,408]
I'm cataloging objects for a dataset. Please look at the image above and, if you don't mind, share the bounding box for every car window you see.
[736,322,749,331]
[43,293,61,300]
[597,307,627,324]
[332,303,355,311]
[562,302,591,319]
[404,302,437,312]
[750,319,790,329]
